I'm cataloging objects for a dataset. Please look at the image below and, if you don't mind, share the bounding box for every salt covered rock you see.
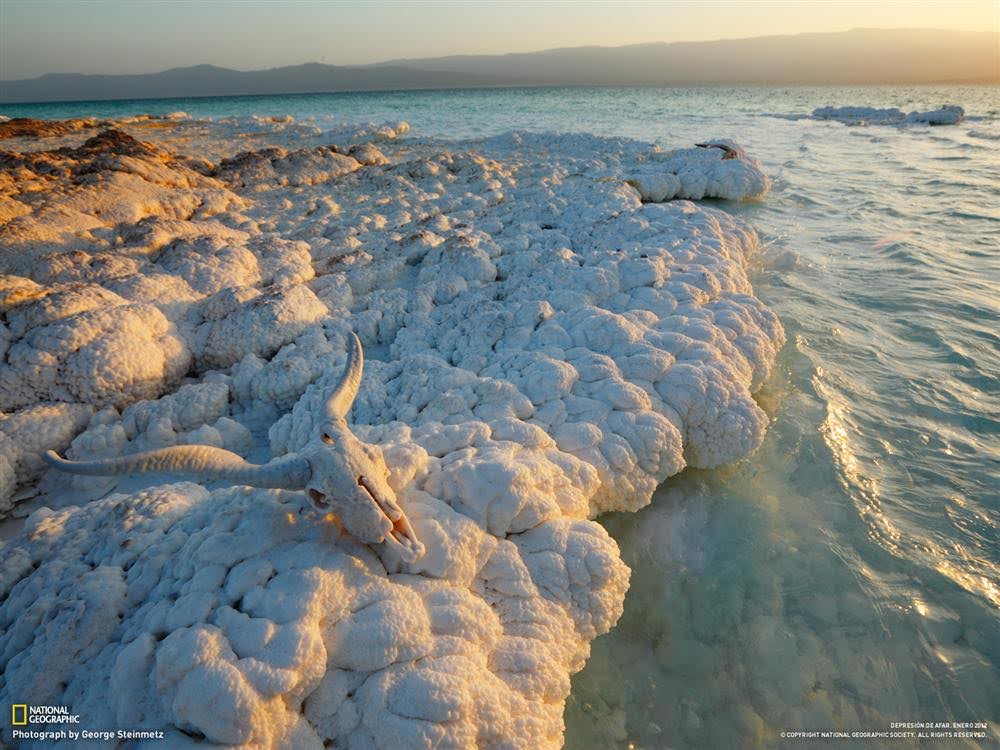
[0,129,243,263]
[192,284,328,370]
[627,140,770,202]
[812,104,965,126]
[215,145,360,189]
[0,278,191,412]
[0,401,93,513]
[323,120,410,146]
[902,105,965,125]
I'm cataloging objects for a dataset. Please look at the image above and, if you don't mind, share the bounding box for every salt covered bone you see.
[44,332,424,562]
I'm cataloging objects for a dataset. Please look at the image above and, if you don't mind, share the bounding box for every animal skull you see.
[45,332,424,562]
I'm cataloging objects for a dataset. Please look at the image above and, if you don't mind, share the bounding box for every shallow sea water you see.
[5,86,999,747]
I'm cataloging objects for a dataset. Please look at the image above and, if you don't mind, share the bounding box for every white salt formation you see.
[626,139,770,202]
[811,104,965,126]
[0,116,783,749]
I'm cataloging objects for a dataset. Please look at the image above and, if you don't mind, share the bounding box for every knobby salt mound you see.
[811,104,965,126]
[0,117,783,748]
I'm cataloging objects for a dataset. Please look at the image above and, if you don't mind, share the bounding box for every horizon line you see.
[3,79,997,111]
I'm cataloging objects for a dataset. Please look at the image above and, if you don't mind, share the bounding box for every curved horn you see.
[44,445,311,489]
[695,142,739,159]
[325,331,364,421]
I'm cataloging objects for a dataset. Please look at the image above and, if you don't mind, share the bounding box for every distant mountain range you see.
[0,64,510,104]
[1,28,997,104]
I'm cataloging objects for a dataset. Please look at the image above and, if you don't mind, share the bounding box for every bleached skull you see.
[45,332,424,561]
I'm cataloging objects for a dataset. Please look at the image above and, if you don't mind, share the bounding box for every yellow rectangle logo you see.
[11,704,27,725]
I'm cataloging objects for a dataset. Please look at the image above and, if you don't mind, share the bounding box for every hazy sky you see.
[2,0,998,80]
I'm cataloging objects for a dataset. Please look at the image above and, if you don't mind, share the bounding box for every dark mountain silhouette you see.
[375,29,999,85]
[0,63,511,104]
[1,28,996,104]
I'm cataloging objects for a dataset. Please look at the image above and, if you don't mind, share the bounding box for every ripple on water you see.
[565,87,1000,748]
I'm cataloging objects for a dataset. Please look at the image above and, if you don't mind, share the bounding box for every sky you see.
[1,0,998,80]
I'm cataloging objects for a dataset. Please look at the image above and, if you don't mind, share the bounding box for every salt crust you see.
[811,104,965,126]
[0,117,783,748]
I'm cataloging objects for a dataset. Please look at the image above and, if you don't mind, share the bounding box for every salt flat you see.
[0,114,780,749]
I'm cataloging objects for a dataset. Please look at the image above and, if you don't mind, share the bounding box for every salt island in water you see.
[0,113,784,748]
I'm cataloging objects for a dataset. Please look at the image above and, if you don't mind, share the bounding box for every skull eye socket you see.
[308,488,330,509]
[321,432,334,444]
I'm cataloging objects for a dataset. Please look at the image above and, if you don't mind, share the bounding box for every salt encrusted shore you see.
[0,115,783,749]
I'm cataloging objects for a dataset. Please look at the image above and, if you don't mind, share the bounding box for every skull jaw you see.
[305,485,424,562]
[382,513,425,562]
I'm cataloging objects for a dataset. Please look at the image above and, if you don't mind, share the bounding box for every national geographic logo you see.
[10,704,80,725]
[7,703,166,743]
[8,705,81,743]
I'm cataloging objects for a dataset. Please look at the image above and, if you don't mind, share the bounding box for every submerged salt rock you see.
[812,104,965,126]
[249,235,315,287]
[812,106,908,124]
[902,105,964,125]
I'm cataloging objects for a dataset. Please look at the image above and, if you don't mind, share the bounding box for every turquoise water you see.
[7,86,999,746]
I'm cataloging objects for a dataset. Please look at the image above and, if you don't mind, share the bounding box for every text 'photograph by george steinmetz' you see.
[0,1,997,748]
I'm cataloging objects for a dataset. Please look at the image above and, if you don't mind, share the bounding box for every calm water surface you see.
[7,86,999,747]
